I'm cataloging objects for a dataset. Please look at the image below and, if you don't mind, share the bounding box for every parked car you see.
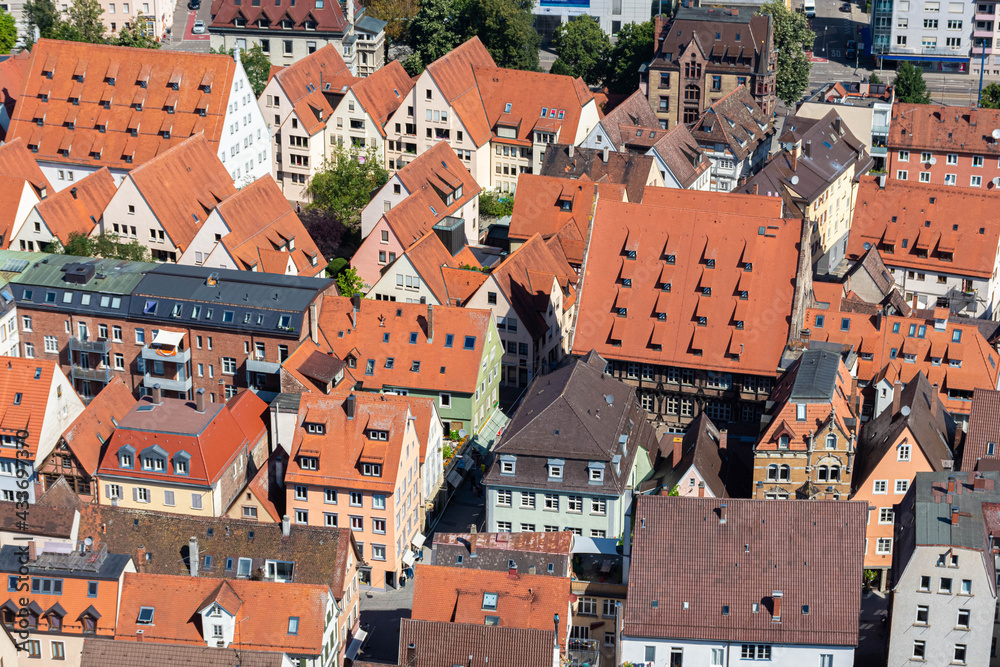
[192,19,206,33]
[846,39,857,59]
[840,2,852,11]
[188,0,200,8]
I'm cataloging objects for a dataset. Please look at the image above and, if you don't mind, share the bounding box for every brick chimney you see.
[672,435,683,469]
[27,540,36,561]
[772,591,783,622]
[951,506,960,526]
[719,429,728,451]
[947,475,956,494]
[803,140,811,158]
[508,564,518,579]
[892,381,903,416]
[752,183,759,195]
[789,149,798,172]
[975,472,987,491]
[136,546,147,570]
[426,304,434,343]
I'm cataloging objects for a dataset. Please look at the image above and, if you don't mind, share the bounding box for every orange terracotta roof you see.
[411,564,571,641]
[34,167,116,244]
[9,40,238,171]
[285,392,428,492]
[0,136,51,192]
[508,174,599,245]
[128,133,237,253]
[397,232,468,304]
[350,61,413,138]
[395,141,481,221]
[273,45,353,106]
[847,176,1000,280]
[474,66,593,145]
[115,573,330,653]
[96,390,267,486]
[239,448,286,522]
[805,292,1000,415]
[315,296,493,394]
[440,266,489,306]
[889,104,1000,154]
[56,376,133,476]
[381,191,445,249]
[0,358,61,460]
[0,51,31,138]
[571,193,801,377]
[214,175,325,276]
[641,186,784,217]
[425,38,496,146]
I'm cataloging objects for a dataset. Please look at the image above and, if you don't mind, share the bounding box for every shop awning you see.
[345,628,368,661]
[402,550,416,567]
[412,533,426,550]
[571,536,619,555]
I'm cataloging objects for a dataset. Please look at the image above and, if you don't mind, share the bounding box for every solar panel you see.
[136,405,155,412]
[0,259,29,273]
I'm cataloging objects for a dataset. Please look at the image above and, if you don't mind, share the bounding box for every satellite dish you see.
[458,429,467,438]
[900,405,911,417]
[992,128,1000,140]
[993,177,1000,186]
[84,537,93,546]
[929,157,937,164]
[863,242,872,250]
[790,175,800,185]
[605,394,614,405]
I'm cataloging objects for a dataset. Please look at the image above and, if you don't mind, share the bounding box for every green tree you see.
[307,144,389,230]
[361,0,419,45]
[893,61,931,104]
[980,81,1000,109]
[550,15,609,85]
[406,0,461,73]
[212,44,271,97]
[66,0,105,43]
[868,72,882,85]
[335,267,365,296]
[109,22,161,48]
[58,231,150,260]
[479,189,513,217]
[458,0,540,71]
[604,20,653,95]
[23,0,61,45]
[0,9,16,53]
[61,232,95,257]
[758,0,813,104]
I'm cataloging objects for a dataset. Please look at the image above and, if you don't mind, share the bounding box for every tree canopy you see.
[980,82,1000,109]
[335,267,365,297]
[109,23,161,48]
[405,0,539,73]
[893,61,932,104]
[604,20,654,95]
[58,231,150,261]
[758,0,813,104]
[361,0,419,45]
[550,15,610,85]
[307,144,389,230]
[212,44,271,97]
[299,207,349,260]
[0,9,16,54]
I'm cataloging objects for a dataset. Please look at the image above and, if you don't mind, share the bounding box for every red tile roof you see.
[962,388,1000,470]
[128,133,237,253]
[624,495,865,647]
[213,175,325,276]
[507,174,600,246]
[0,358,64,460]
[115,573,331,654]
[0,137,51,247]
[395,232,472,304]
[0,51,31,139]
[96,390,267,486]
[411,564,571,638]
[395,141,481,222]
[424,38,496,147]
[571,192,801,377]
[8,40,239,171]
[270,45,356,137]
[889,103,1000,155]
[847,176,1000,280]
[285,392,427,493]
[315,296,493,394]
[806,284,1000,415]
[399,619,557,667]
[34,167,117,245]
[350,60,413,138]
[55,376,134,476]
[209,0,352,34]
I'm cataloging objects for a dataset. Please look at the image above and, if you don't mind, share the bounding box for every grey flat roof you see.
[789,348,841,402]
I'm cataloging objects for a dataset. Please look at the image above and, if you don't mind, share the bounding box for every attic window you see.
[409,332,418,344]
[541,107,548,117]
[560,200,572,212]
[482,593,498,611]
[287,617,299,635]
[306,423,325,434]
[411,361,421,372]
[363,463,382,477]
[300,457,318,470]
[504,103,512,113]
[368,430,388,441]
[665,254,676,264]
[137,607,154,624]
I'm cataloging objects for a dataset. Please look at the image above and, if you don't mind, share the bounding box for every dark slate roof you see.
[624,496,866,647]
[654,8,771,76]
[77,505,358,598]
[431,531,572,575]
[960,388,1000,471]
[657,413,729,498]
[540,144,654,203]
[0,544,131,580]
[297,350,345,384]
[128,263,332,336]
[80,639,286,667]
[595,89,662,149]
[689,86,773,162]
[789,348,841,402]
[903,471,1000,552]
[648,123,710,189]
[739,110,872,214]
[399,619,556,667]
[852,372,955,493]
[484,352,657,495]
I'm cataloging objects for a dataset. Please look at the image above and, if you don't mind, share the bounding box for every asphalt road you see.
[162,0,212,52]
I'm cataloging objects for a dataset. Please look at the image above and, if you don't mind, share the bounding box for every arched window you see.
[684,84,701,103]
[767,464,778,481]
[830,466,841,482]
[779,465,790,481]
[817,466,828,481]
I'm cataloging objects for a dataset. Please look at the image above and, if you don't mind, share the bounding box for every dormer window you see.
[778,435,790,449]
[665,254,676,264]
[119,453,133,468]
[174,459,188,475]
[588,463,605,483]
[548,460,564,479]
[305,422,325,435]
[208,605,222,617]
[500,455,516,475]
[367,430,388,441]
[234,17,246,26]
[363,463,382,477]
[300,456,318,470]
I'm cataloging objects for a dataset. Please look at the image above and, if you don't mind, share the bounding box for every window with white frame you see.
[879,508,894,524]
[895,479,909,494]
[898,444,911,461]
[873,480,888,494]
[520,492,536,508]
[496,490,512,506]
[876,537,892,554]
[591,498,606,515]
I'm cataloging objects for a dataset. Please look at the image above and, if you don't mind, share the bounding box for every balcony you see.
[871,124,891,135]
[975,29,995,37]
[246,358,281,374]
[871,146,888,156]
[71,366,114,383]
[68,337,108,354]
[141,345,191,364]
[142,374,192,393]
[566,639,600,667]
[976,13,996,21]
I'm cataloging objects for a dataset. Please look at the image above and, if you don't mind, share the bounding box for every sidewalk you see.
[856,590,889,667]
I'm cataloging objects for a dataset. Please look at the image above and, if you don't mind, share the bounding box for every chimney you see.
[568,144,575,158]
[470,537,478,558]
[878,173,887,189]
[947,475,956,494]
[719,429,728,451]
[698,481,705,497]
[136,546,147,570]
[719,502,727,524]
[892,381,903,416]
[975,472,987,491]
[195,388,206,413]
[553,614,560,648]
[833,116,843,135]
[188,537,199,577]
[772,591,783,622]
[309,303,318,344]
[752,183,759,195]
[351,293,361,329]
[789,149,798,172]
[152,383,162,405]
[426,304,434,343]
[346,394,356,420]
[672,436,683,470]
[951,506,960,526]
[406,643,416,665]
[70,187,78,199]
[602,146,609,163]
[508,564,518,579]
[281,514,291,537]
[803,140,811,158]
[931,388,939,418]
[27,540,36,562]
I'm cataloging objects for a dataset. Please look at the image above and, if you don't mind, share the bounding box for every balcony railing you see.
[566,639,600,667]
[71,366,114,383]
[142,374,192,393]
[141,345,191,364]
[975,12,996,21]
[974,29,995,37]
[68,337,108,354]
[871,124,891,135]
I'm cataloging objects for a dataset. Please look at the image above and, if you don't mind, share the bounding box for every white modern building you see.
[533,0,651,40]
